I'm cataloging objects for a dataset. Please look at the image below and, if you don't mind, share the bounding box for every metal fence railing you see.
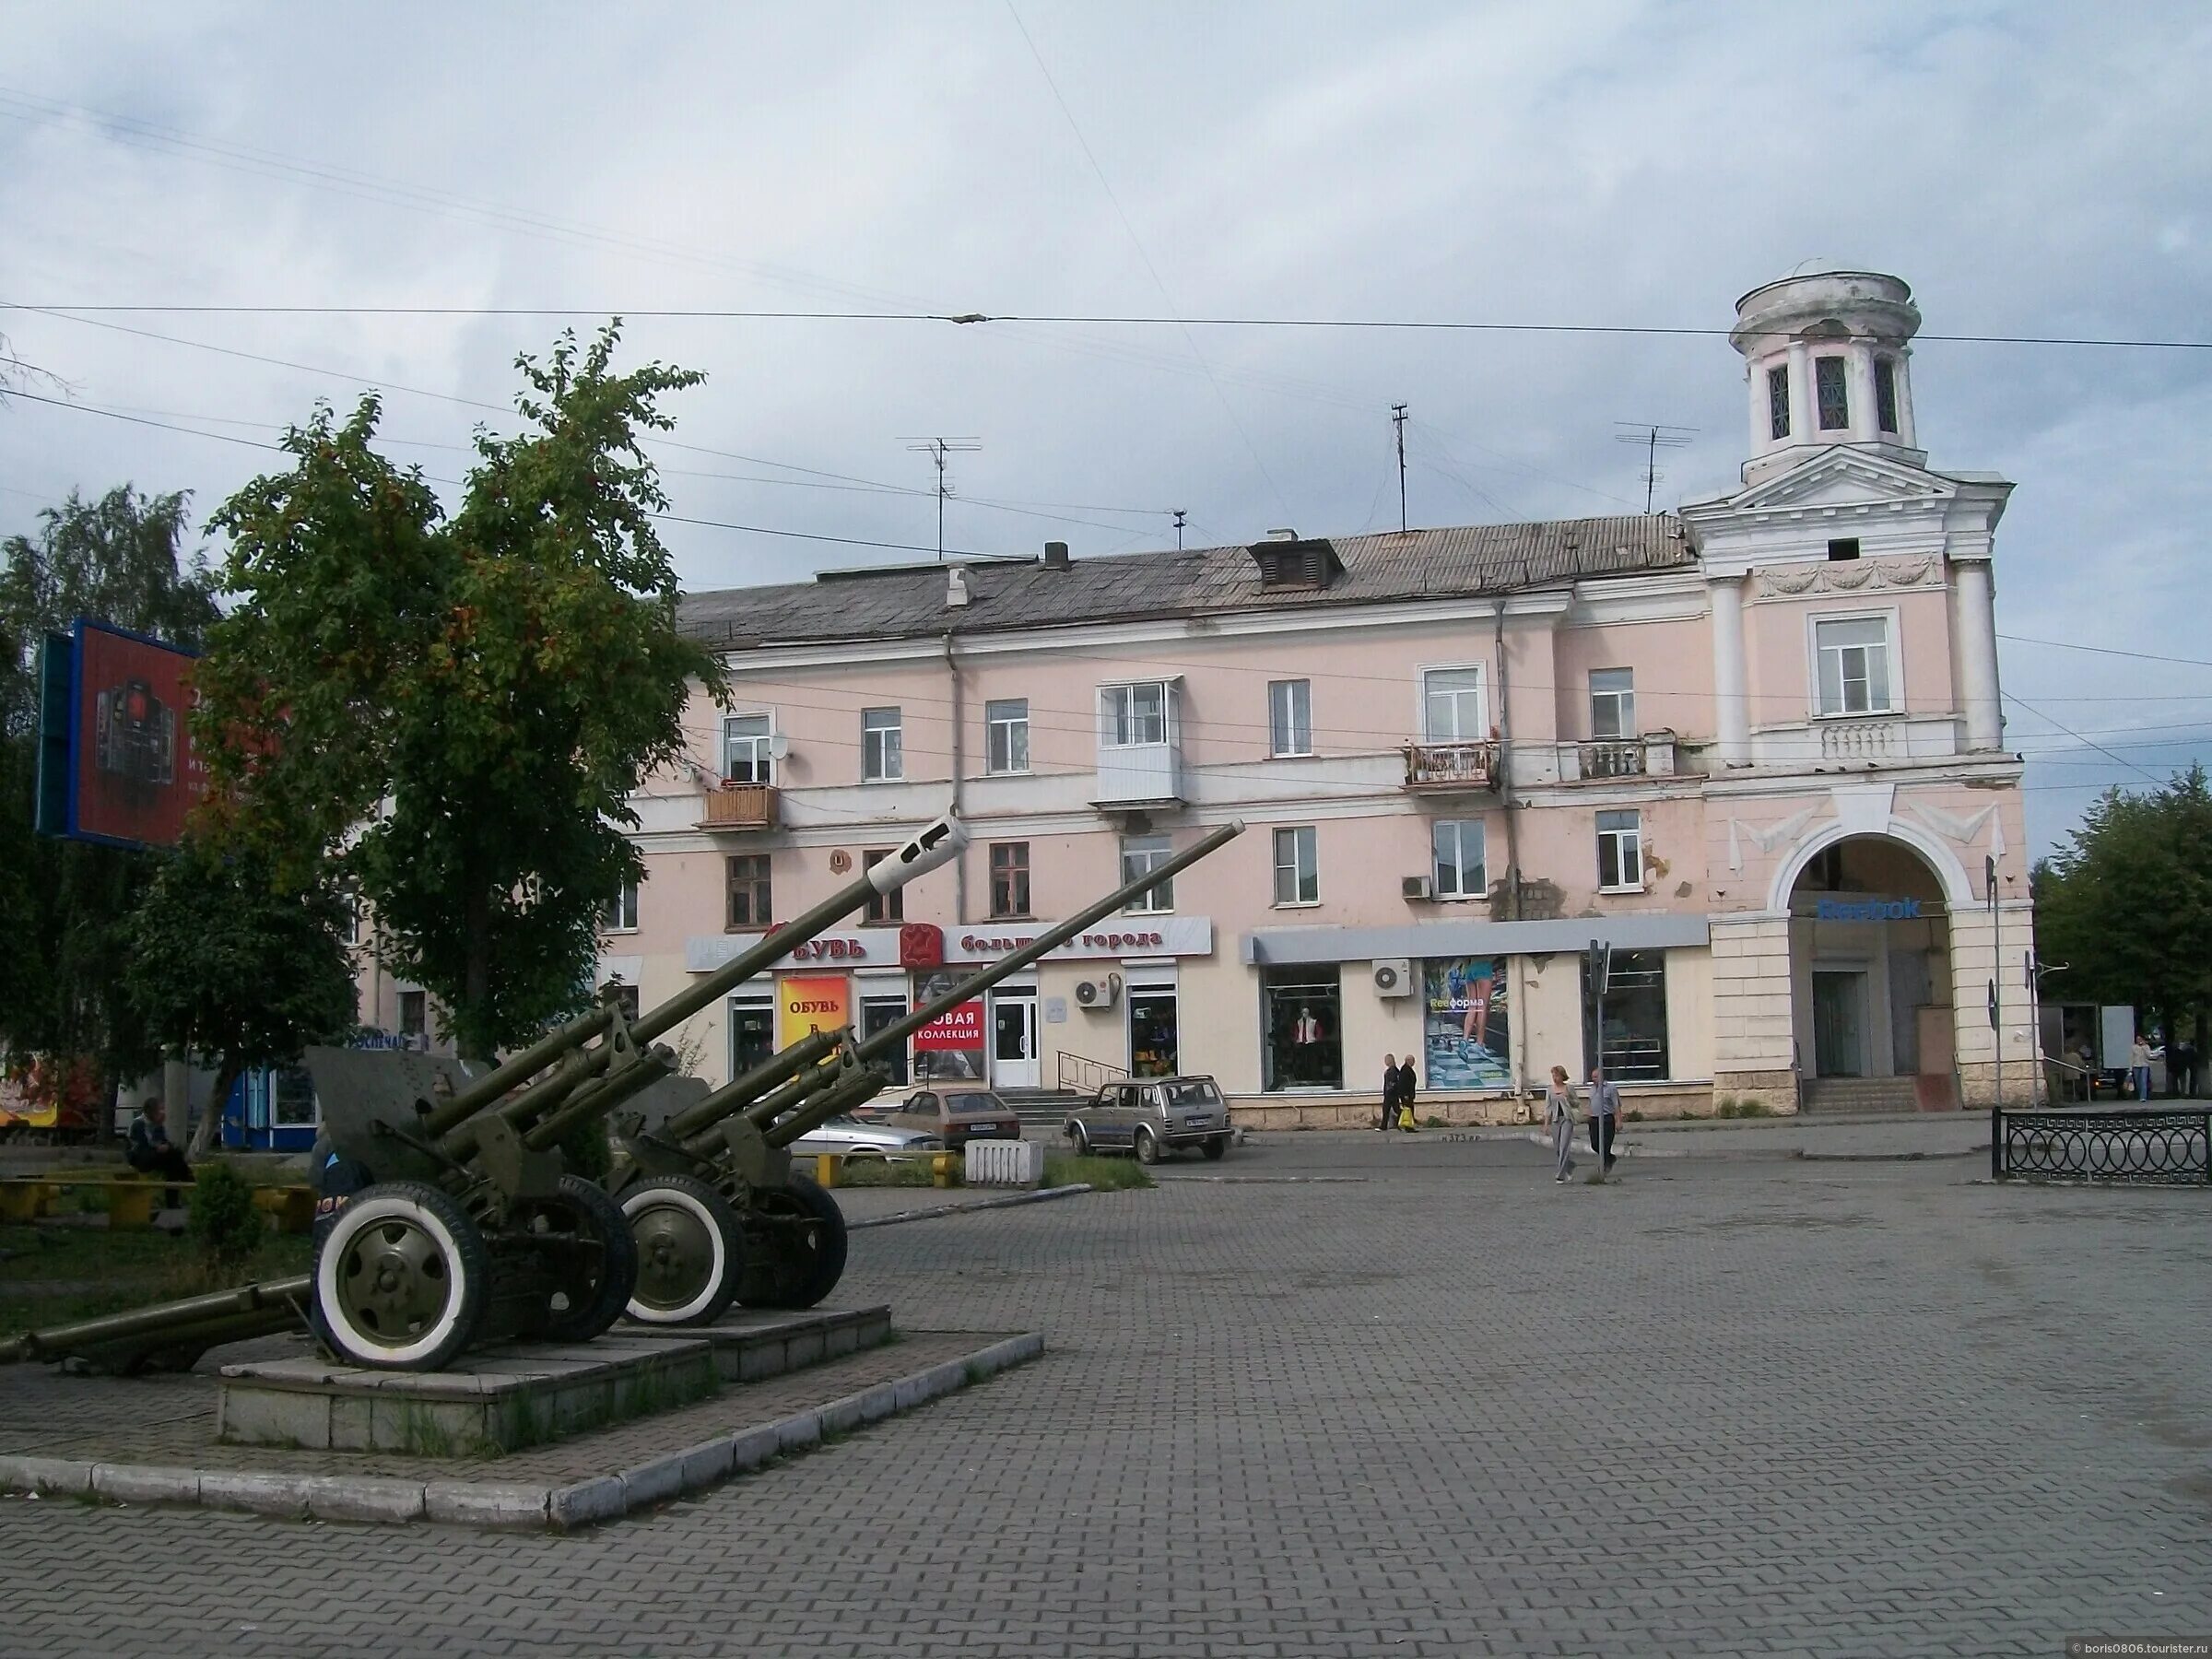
[1991,1104,2211,1184]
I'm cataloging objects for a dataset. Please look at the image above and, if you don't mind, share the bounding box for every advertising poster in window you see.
[63,620,206,849]
[776,974,851,1050]
[1423,958,1512,1090]
[910,968,984,1080]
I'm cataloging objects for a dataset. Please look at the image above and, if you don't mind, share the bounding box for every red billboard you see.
[66,620,206,849]
[911,999,984,1053]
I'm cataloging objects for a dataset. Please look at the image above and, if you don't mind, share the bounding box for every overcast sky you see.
[1,1,2206,854]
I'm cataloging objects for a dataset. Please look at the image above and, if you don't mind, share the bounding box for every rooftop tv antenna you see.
[1172,509,1187,551]
[1391,403,1410,533]
[900,436,982,561]
[1612,422,1697,514]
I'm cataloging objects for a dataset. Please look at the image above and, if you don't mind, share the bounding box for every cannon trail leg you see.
[312,1182,490,1371]
[621,1175,747,1326]
[738,1175,849,1311]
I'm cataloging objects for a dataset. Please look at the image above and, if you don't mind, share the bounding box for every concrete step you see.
[1801,1077,1924,1114]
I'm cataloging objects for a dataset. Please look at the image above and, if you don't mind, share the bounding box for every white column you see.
[1894,347,1918,447]
[1710,574,1750,766]
[1847,343,1878,441]
[1952,557,2003,750]
[1746,361,1768,458]
[1786,339,1812,443]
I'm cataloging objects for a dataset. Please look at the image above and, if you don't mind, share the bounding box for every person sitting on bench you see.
[125,1097,193,1196]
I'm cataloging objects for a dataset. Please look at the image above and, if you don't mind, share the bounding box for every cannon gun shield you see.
[298,1046,477,1185]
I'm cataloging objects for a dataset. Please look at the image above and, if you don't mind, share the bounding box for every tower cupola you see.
[1731,270,1923,485]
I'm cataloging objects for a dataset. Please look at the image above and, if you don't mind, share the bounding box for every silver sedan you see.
[786,1115,943,1160]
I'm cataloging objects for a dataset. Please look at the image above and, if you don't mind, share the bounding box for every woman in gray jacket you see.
[1545,1065,1576,1182]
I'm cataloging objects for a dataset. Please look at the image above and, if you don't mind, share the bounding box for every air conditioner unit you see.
[1372,959,1414,998]
[1074,975,1122,1009]
[1402,875,1433,900]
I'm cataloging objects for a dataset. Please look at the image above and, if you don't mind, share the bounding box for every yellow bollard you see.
[814,1151,843,1189]
[106,1182,159,1230]
[931,1150,956,1189]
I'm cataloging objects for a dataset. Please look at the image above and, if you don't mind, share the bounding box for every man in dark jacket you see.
[1394,1056,1419,1128]
[1379,1053,1400,1131]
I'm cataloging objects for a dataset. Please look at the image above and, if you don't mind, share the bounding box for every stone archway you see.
[1785,834,1955,1108]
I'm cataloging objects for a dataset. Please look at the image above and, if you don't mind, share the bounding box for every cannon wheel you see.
[621,1175,746,1326]
[739,1174,849,1311]
[313,1181,489,1371]
[529,1174,641,1343]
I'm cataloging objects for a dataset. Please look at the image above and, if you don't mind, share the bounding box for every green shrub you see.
[187,1162,265,1272]
[1735,1099,1774,1117]
[1625,1109,1644,1123]
[1714,1097,1739,1118]
[559,1123,613,1182]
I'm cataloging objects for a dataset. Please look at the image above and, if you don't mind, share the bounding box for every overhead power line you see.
[6,301,2204,351]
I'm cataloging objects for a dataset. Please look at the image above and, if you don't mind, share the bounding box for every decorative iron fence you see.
[1577,738,1647,779]
[1991,1105,2211,1184]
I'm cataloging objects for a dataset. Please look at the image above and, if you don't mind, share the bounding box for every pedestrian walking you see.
[2174,1036,2197,1099]
[2131,1033,2154,1101]
[1378,1053,1399,1131]
[1545,1065,1576,1182]
[1394,1055,1419,1129]
[1586,1066,1621,1175]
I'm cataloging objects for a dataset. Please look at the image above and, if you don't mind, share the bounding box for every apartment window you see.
[1586,948,1670,1081]
[1827,537,1860,562]
[1273,826,1319,906]
[1268,678,1312,757]
[1597,810,1643,892]
[1767,363,1791,440]
[1815,355,1849,430]
[723,713,772,783]
[397,990,427,1041]
[1100,681,1168,747]
[725,853,772,930]
[1422,667,1486,743]
[1814,616,1895,716]
[1121,834,1174,913]
[1874,357,1900,435]
[602,879,640,933]
[610,982,642,1025]
[861,707,903,782]
[1589,668,1636,739]
[985,699,1030,774]
[989,841,1030,918]
[342,885,364,947]
[1431,819,1486,900]
[862,850,903,924]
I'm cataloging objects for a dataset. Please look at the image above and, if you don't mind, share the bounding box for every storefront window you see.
[861,994,909,1087]
[1585,948,1669,1081]
[1262,967,1342,1090]
[1128,987,1179,1077]
[271,1067,318,1128]
[728,995,775,1080]
[1423,958,1512,1090]
[912,969,985,1082]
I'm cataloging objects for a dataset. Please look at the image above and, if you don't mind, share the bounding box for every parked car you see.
[882,1088,1025,1148]
[784,1115,942,1160]
[1063,1075,1231,1164]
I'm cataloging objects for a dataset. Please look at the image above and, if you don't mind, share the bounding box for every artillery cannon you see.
[605,820,1245,1326]
[0,816,970,1376]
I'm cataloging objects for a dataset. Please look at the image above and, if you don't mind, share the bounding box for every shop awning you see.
[1241,913,1712,966]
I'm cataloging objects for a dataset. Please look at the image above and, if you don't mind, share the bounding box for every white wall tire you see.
[312,1181,488,1371]
[621,1176,743,1326]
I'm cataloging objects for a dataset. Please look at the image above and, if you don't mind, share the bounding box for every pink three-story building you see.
[528,269,2031,1126]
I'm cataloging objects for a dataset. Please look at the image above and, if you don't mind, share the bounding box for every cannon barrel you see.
[730,821,1246,1152]
[0,1275,312,1367]
[665,1027,843,1144]
[521,1041,678,1152]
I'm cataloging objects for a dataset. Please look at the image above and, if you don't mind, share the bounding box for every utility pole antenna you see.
[900,436,982,560]
[1391,403,1410,533]
[1172,509,1187,552]
[1612,422,1696,514]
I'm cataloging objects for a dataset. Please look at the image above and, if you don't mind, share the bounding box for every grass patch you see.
[1625,1109,1645,1123]
[0,1222,311,1338]
[835,1159,951,1189]
[1714,1098,1775,1119]
[1043,1154,1152,1192]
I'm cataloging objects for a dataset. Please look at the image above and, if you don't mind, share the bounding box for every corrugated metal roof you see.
[678,514,1696,651]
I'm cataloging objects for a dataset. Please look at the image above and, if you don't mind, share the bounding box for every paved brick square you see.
[2,1128,2207,1655]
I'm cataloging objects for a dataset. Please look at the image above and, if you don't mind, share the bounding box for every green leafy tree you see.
[0,488,218,1087]
[2034,764,2212,1061]
[195,325,724,1060]
[123,844,360,1155]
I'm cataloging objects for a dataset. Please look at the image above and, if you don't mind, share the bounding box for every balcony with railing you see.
[696,781,779,830]
[1403,740,1498,792]
[1577,738,1648,779]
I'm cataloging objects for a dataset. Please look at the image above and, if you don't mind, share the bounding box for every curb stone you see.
[845,1184,1090,1230]
[0,1331,1044,1533]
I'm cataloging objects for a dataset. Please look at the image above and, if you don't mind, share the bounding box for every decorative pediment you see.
[1724,448,1952,514]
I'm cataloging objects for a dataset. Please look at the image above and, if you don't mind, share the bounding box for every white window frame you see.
[1430,819,1487,900]
[1121,834,1175,913]
[722,712,774,784]
[861,707,903,782]
[603,879,639,934]
[1588,668,1636,740]
[985,698,1030,774]
[1419,665,1488,745]
[1273,825,1319,907]
[1268,678,1312,758]
[1596,809,1644,894]
[1807,608,1902,720]
[1100,681,1170,748]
